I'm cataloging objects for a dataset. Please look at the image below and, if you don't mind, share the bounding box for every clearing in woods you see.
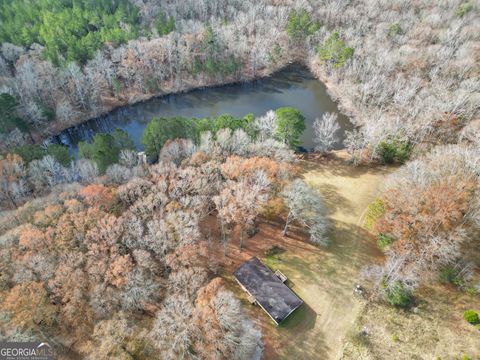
[221,151,480,359]
[219,151,394,359]
[264,152,393,359]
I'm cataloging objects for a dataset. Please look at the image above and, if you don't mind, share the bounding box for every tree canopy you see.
[286,9,320,41]
[0,93,29,134]
[79,129,133,173]
[282,179,329,246]
[318,32,354,68]
[0,0,141,64]
[274,107,306,149]
[141,114,255,160]
[11,143,72,166]
[141,117,198,161]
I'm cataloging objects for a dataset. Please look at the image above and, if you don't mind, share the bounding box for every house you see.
[233,256,303,325]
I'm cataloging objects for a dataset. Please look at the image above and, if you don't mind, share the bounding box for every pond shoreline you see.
[39,61,297,144]
[44,60,355,153]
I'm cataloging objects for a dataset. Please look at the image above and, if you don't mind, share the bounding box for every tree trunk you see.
[27,130,35,143]
[283,211,293,236]
[220,221,228,256]
[7,193,17,209]
[223,231,228,257]
[239,226,244,252]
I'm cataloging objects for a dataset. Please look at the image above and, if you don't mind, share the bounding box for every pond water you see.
[51,65,352,154]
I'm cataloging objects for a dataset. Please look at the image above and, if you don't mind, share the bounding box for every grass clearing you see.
[219,151,479,359]
[224,151,393,359]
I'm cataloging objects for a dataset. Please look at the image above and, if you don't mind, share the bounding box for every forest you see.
[0,0,479,359]
[0,124,330,358]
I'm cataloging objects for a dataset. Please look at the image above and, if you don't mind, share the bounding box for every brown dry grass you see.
[343,285,480,360]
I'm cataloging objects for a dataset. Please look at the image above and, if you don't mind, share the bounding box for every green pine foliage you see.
[79,129,134,173]
[155,11,175,36]
[10,144,45,163]
[286,9,321,41]
[11,143,72,165]
[45,144,73,166]
[141,116,197,161]
[192,25,239,76]
[377,138,410,164]
[112,129,135,150]
[196,113,254,136]
[273,107,306,149]
[318,32,354,68]
[0,93,29,134]
[141,113,256,160]
[0,0,142,65]
[382,280,412,308]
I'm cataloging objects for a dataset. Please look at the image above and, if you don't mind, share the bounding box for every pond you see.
[50,65,352,155]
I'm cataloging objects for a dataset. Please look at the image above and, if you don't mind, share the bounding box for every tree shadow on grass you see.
[301,156,394,180]
[313,182,354,214]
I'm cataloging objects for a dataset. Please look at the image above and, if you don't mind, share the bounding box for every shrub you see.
[439,266,464,287]
[377,233,395,251]
[455,2,473,17]
[144,78,160,93]
[346,327,370,347]
[246,225,257,238]
[377,139,410,164]
[265,245,285,257]
[465,287,477,296]
[363,198,385,231]
[382,281,412,308]
[463,310,479,325]
[388,23,403,37]
[112,78,122,95]
[261,197,285,220]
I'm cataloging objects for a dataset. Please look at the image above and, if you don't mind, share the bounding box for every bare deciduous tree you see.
[281,179,329,246]
[313,112,340,153]
[254,110,276,141]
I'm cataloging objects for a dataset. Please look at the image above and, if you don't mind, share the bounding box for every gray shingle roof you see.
[233,256,303,324]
